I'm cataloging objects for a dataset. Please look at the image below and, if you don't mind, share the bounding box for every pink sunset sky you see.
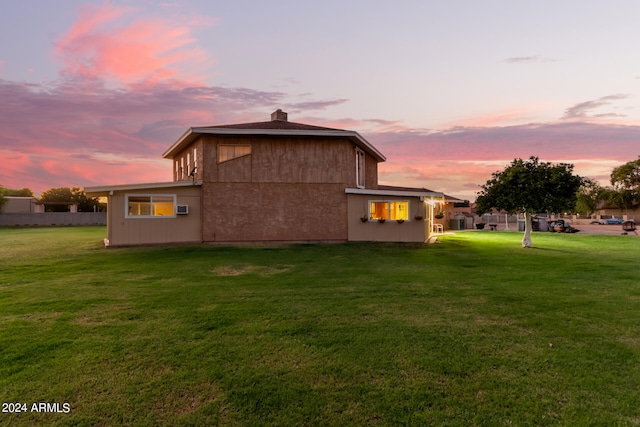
[1,1,639,201]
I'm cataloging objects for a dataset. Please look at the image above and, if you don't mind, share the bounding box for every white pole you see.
[504,213,510,231]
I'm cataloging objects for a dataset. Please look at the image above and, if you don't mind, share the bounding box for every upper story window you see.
[355,148,365,188]
[218,145,251,163]
[126,194,176,218]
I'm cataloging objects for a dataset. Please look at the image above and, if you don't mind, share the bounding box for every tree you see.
[39,187,100,212]
[607,157,640,215]
[2,187,34,197]
[575,178,604,217]
[0,185,7,213]
[611,157,640,197]
[475,156,583,248]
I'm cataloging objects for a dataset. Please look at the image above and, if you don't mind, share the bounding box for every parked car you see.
[605,217,625,225]
[548,219,580,233]
[589,220,604,225]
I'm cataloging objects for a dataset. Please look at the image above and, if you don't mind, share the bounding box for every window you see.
[369,201,409,221]
[355,148,365,188]
[126,195,176,218]
[218,145,251,163]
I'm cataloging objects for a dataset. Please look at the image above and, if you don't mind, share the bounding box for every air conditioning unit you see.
[176,205,189,215]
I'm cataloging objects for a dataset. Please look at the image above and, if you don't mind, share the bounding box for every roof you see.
[346,185,443,199]
[162,113,386,162]
[84,180,202,196]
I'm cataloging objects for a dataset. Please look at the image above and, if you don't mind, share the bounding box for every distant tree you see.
[39,187,100,212]
[2,187,34,197]
[610,157,640,197]
[575,178,605,217]
[601,187,634,215]
[607,157,640,214]
[0,185,7,213]
[476,156,583,248]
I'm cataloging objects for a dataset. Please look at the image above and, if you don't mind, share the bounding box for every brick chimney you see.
[271,109,288,122]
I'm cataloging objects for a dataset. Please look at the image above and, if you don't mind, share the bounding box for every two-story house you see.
[85,110,453,246]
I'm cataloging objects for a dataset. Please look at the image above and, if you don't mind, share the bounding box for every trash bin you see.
[518,219,526,231]
[449,218,464,230]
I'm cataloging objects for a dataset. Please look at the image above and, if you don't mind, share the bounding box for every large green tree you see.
[39,187,100,212]
[476,156,583,248]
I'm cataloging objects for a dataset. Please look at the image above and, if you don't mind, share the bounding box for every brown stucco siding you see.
[202,182,348,242]
[365,154,378,189]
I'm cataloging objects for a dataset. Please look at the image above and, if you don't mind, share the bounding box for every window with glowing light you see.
[369,201,409,221]
[218,145,251,163]
[126,195,176,218]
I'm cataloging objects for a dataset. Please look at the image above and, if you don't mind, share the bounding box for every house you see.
[85,110,459,247]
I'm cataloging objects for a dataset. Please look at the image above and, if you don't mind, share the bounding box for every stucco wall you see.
[347,194,427,242]
[202,182,347,242]
[105,186,201,246]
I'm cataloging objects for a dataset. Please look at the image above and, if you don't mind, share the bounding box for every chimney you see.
[271,109,288,122]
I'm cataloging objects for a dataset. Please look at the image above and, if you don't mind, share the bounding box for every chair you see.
[434,223,444,234]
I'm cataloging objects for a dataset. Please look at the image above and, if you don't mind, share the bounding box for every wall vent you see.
[176,205,189,215]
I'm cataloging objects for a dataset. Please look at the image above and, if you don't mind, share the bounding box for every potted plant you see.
[414,215,423,221]
[396,219,405,224]
[378,219,386,223]
[435,211,444,219]
[360,215,368,222]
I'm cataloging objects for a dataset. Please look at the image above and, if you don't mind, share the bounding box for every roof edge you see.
[162,128,386,162]
[85,180,202,195]
[345,188,443,198]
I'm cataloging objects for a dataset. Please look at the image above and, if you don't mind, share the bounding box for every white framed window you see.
[355,148,365,188]
[126,194,177,218]
[218,145,251,163]
[369,200,410,221]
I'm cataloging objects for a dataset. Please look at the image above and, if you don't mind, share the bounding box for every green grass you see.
[1,227,640,426]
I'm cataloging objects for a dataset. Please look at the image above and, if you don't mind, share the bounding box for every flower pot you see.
[360,216,368,222]
[378,219,386,223]
[396,219,405,224]
[414,215,423,221]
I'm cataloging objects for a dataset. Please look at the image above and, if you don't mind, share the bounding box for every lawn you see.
[1,226,640,426]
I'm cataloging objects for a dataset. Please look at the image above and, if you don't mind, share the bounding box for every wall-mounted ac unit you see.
[176,205,189,215]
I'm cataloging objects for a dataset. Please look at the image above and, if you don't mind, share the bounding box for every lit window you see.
[356,148,365,188]
[218,145,251,163]
[369,201,409,221]
[126,195,176,218]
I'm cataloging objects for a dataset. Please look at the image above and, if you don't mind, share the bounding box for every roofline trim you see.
[85,180,202,195]
[162,127,386,162]
[345,188,444,198]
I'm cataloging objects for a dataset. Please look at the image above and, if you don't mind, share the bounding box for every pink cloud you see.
[54,1,211,86]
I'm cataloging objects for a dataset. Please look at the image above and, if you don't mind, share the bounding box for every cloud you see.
[53,1,213,86]
[0,77,290,192]
[504,55,553,64]
[287,98,349,112]
[367,121,640,200]
[562,94,629,120]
